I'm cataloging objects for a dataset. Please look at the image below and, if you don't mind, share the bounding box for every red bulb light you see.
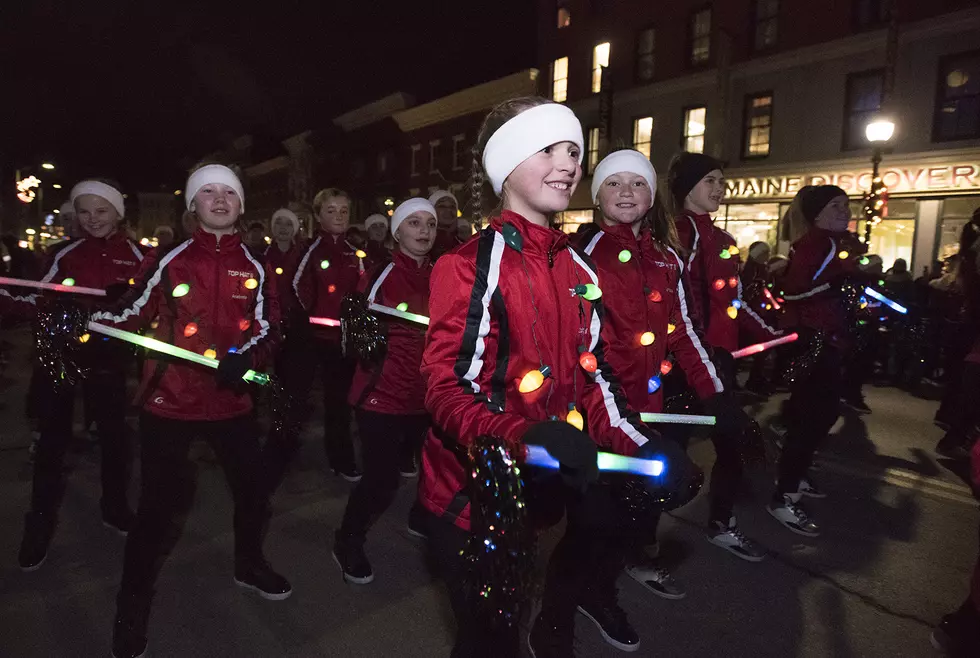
[660,360,672,376]
[183,322,198,337]
[713,279,725,291]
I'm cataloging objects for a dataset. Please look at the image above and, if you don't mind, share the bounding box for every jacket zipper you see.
[210,237,221,420]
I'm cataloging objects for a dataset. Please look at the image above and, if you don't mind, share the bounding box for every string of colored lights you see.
[0,276,106,297]
[85,322,270,385]
[863,287,908,315]
[639,412,716,426]
[524,444,665,477]
[730,332,800,359]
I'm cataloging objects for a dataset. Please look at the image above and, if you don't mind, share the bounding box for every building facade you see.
[538,0,980,273]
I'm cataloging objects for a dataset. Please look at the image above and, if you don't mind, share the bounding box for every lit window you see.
[410,144,421,177]
[552,56,569,103]
[683,107,706,153]
[592,42,610,94]
[843,70,883,150]
[632,117,653,159]
[934,51,980,142]
[753,0,778,51]
[452,134,466,171]
[635,28,655,83]
[743,94,773,158]
[689,8,711,66]
[587,127,600,175]
[557,1,571,28]
[429,139,441,174]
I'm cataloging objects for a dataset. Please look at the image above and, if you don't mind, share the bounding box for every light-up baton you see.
[731,332,799,359]
[863,287,907,315]
[524,444,665,477]
[639,412,716,426]
[0,276,106,297]
[86,322,269,385]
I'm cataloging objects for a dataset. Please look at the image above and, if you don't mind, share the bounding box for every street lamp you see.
[41,163,55,170]
[863,117,895,243]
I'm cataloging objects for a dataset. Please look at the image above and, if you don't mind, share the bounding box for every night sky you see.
[1,1,535,197]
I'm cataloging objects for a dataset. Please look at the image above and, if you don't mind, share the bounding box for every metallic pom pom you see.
[341,292,387,365]
[266,374,300,443]
[34,300,90,388]
[464,436,535,630]
[782,331,825,386]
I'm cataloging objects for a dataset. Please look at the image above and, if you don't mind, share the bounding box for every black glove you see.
[523,421,599,491]
[216,351,252,389]
[634,437,703,511]
[702,393,752,437]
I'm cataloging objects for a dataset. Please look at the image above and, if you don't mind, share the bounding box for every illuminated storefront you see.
[723,149,980,273]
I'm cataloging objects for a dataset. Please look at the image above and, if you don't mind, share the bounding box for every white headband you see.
[391,198,436,238]
[364,214,388,232]
[185,164,245,212]
[591,150,658,203]
[482,103,584,195]
[271,208,299,234]
[70,181,125,218]
[428,190,458,208]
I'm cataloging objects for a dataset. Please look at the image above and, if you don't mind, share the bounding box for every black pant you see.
[30,366,131,517]
[776,345,842,495]
[265,334,356,490]
[427,473,637,658]
[120,413,268,594]
[338,410,428,542]
[947,362,980,441]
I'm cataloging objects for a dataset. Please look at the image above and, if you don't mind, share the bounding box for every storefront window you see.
[719,203,780,252]
[938,196,980,260]
[556,209,595,235]
[852,198,915,271]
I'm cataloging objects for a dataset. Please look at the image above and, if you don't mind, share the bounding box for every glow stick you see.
[731,332,799,359]
[309,316,341,327]
[0,276,106,297]
[863,287,907,315]
[762,287,781,310]
[86,322,269,385]
[640,412,716,426]
[525,444,664,477]
[369,302,430,326]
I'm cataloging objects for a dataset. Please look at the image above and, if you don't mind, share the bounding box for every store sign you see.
[726,163,980,200]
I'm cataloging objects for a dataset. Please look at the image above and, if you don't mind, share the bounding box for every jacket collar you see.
[491,210,568,257]
[599,220,646,245]
[193,228,241,251]
[679,209,714,228]
[392,248,430,272]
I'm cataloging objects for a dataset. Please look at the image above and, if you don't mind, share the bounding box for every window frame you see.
[635,26,656,84]
[742,92,774,159]
[841,68,884,151]
[688,5,712,68]
[752,0,779,53]
[586,126,600,175]
[552,56,569,103]
[932,49,980,142]
[452,134,466,171]
[592,41,610,94]
[428,139,442,174]
[557,0,571,29]
[681,105,707,153]
[410,144,421,177]
[632,116,654,159]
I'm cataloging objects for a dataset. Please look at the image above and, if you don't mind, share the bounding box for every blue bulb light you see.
[731,299,742,309]
[647,375,662,394]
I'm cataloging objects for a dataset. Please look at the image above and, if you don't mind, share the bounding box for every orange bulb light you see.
[519,369,546,393]
[727,306,738,319]
[203,348,217,359]
[244,278,258,290]
[566,406,584,431]
[667,323,676,334]
[639,331,655,346]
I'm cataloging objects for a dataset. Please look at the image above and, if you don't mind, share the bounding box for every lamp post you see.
[863,118,895,244]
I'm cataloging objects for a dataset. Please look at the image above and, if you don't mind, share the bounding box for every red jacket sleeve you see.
[292,237,319,313]
[421,253,531,447]
[665,247,724,400]
[674,216,705,330]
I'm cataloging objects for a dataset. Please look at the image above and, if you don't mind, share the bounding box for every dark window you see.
[843,70,884,150]
[636,28,655,82]
[557,0,571,28]
[934,51,980,141]
[689,8,711,66]
[753,0,778,52]
[743,93,773,158]
[854,0,888,30]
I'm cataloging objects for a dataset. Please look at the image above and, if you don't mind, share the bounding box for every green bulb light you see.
[618,249,632,263]
[172,283,190,298]
[574,283,602,301]
[720,249,731,260]
[396,302,409,312]
[61,278,75,286]
[320,259,330,269]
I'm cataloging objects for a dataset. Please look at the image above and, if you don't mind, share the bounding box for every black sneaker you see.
[842,396,871,414]
[333,539,374,585]
[406,505,428,540]
[111,590,152,658]
[398,455,418,478]
[527,612,575,658]
[577,599,640,652]
[234,559,292,600]
[103,508,137,536]
[18,511,54,572]
[333,464,363,483]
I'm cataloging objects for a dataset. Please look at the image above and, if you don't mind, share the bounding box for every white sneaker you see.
[707,517,766,562]
[625,562,686,599]
[798,477,826,499]
[768,494,820,537]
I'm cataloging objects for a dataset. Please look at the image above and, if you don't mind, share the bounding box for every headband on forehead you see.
[185,164,245,212]
[70,180,125,218]
[482,103,584,196]
[391,198,436,238]
[590,150,658,203]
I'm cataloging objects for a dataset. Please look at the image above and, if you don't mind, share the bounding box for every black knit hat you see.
[668,152,724,206]
[800,185,847,224]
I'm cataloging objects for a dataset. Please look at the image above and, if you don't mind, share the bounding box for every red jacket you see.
[0,232,144,316]
[264,240,306,322]
[348,250,431,414]
[431,228,462,260]
[675,211,777,352]
[293,231,365,340]
[580,223,723,411]
[778,227,862,347]
[91,229,280,421]
[419,211,654,530]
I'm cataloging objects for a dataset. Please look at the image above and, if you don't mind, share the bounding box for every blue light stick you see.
[863,287,907,315]
[524,444,665,477]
